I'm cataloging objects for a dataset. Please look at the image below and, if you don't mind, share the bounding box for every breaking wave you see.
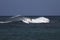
[0,15,50,24]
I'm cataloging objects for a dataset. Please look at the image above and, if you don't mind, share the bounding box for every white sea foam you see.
[22,17,50,24]
[0,15,50,24]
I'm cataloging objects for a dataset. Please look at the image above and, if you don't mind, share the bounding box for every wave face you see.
[0,15,23,23]
[0,15,50,24]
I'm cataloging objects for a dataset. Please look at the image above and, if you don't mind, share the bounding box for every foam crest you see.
[22,17,50,24]
[0,15,50,24]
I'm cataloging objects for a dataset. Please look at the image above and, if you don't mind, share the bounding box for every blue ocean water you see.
[0,16,60,40]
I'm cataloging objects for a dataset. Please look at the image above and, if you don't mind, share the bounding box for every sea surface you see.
[0,16,60,40]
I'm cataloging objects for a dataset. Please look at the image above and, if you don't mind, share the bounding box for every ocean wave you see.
[0,15,50,24]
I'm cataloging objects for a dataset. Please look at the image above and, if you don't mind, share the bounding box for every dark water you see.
[0,16,60,40]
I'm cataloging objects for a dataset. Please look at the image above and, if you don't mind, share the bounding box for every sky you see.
[0,0,60,16]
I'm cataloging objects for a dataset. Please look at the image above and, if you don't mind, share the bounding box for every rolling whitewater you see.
[0,15,50,24]
[0,16,60,40]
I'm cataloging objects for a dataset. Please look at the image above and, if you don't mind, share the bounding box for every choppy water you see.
[0,16,60,40]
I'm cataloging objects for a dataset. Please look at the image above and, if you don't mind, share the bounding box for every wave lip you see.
[0,15,50,24]
[0,21,12,23]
